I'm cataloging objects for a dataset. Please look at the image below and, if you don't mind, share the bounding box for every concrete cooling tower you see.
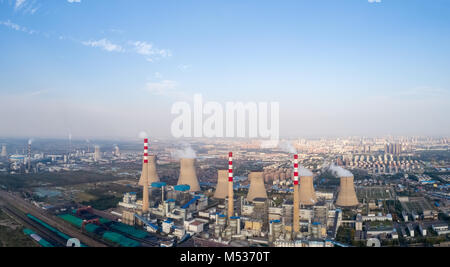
[214,170,229,199]
[177,158,200,192]
[336,176,359,207]
[139,155,160,186]
[247,172,268,202]
[298,175,317,206]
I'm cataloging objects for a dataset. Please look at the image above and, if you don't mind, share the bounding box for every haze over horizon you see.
[1,0,449,139]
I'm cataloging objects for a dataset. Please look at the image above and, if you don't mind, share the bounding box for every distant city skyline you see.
[1,0,449,139]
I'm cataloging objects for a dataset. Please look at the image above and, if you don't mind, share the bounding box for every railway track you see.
[0,190,107,247]
[0,204,66,247]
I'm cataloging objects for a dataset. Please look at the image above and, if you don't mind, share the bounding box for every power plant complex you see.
[112,137,363,247]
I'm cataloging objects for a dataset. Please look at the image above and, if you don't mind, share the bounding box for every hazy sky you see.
[0,0,449,139]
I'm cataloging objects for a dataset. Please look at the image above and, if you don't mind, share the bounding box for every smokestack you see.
[138,155,160,186]
[213,170,228,199]
[298,167,317,206]
[141,139,150,213]
[228,152,234,219]
[336,176,359,207]
[247,172,267,202]
[1,145,6,157]
[293,155,300,234]
[27,140,31,172]
[94,145,101,162]
[177,158,200,192]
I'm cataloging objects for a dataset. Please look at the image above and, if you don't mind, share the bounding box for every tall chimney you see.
[213,170,229,199]
[336,176,359,207]
[1,145,6,157]
[139,155,160,186]
[293,154,300,234]
[247,172,267,202]
[27,140,31,172]
[177,158,200,192]
[228,152,234,219]
[141,139,149,213]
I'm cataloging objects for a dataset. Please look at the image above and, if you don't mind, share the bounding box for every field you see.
[0,208,37,247]
[401,197,434,213]
[357,186,395,201]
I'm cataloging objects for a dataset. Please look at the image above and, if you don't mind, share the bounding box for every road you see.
[0,189,107,247]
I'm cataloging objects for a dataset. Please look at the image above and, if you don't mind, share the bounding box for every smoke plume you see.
[279,140,297,154]
[138,131,148,139]
[172,144,197,159]
[326,163,353,177]
[298,166,313,176]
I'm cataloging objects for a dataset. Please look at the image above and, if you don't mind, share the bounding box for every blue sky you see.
[0,0,449,139]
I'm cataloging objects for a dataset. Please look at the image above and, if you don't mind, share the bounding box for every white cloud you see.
[0,20,36,34]
[147,80,178,94]
[178,64,192,72]
[67,0,81,3]
[82,39,124,52]
[146,80,188,99]
[131,41,172,61]
[368,0,381,3]
[15,0,26,9]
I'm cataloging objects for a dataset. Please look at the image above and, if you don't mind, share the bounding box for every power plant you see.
[213,170,229,199]
[293,154,300,234]
[298,169,317,206]
[247,172,268,201]
[139,155,160,186]
[177,158,200,192]
[141,139,150,213]
[336,175,359,207]
[227,152,234,219]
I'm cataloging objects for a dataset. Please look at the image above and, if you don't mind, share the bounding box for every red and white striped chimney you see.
[144,139,149,163]
[293,154,299,185]
[227,152,234,219]
[142,138,149,212]
[293,154,300,233]
[228,152,233,182]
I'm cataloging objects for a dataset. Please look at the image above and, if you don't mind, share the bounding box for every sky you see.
[0,0,449,140]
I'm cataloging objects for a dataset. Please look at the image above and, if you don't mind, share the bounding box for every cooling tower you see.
[247,172,268,202]
[177,158,200,192]
[336,176,359,207]
[298,175,317,206]
[139,155,160,186]
[213,170,229,199]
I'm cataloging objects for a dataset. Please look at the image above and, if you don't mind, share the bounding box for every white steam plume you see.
[172,144,197,159]
[298,166,313,177]
[326,163,353,177]
[279,140,297,154]
[138,131,148,139]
